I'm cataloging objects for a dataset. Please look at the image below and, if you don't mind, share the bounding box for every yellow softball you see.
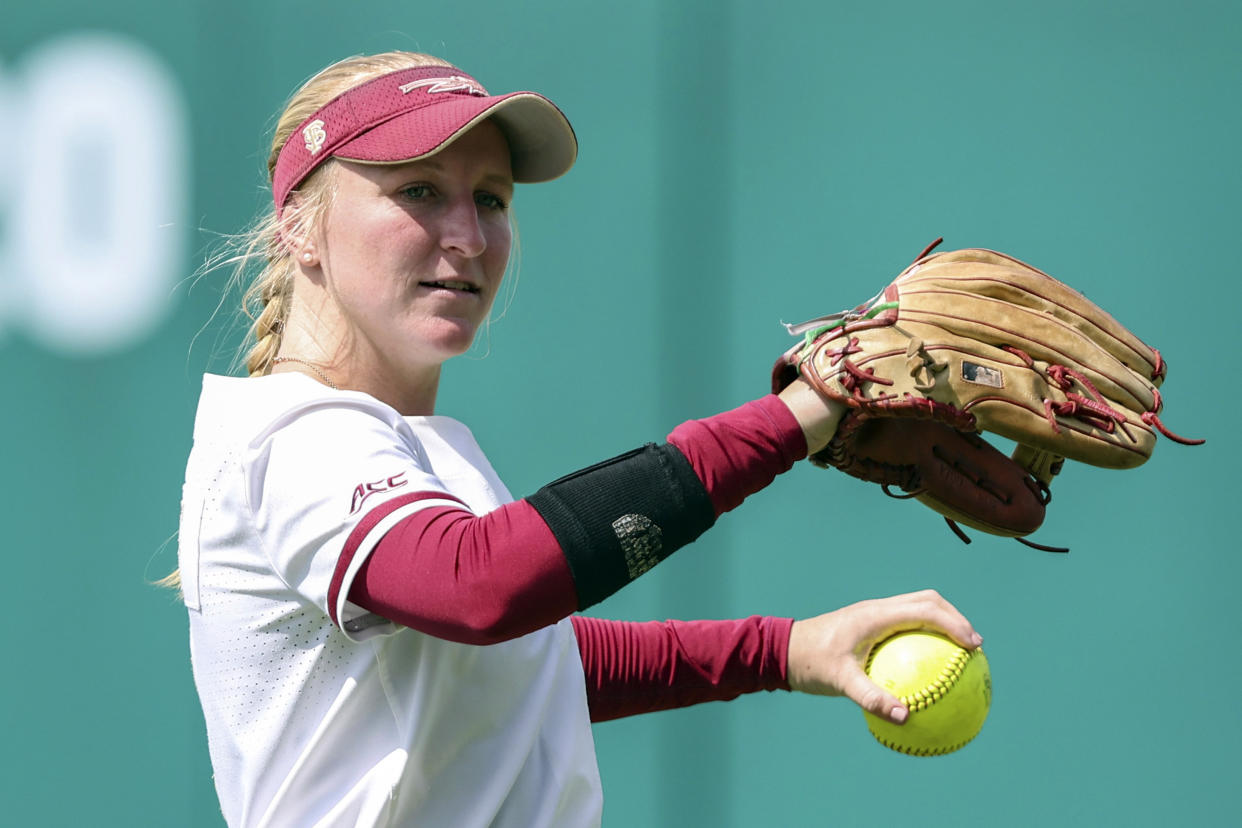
[862,631,991,756]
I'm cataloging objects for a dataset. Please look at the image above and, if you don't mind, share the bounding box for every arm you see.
[569,591,982,725]
[570,615,792,722]
[350,386,837,644]
[777,374,845,456]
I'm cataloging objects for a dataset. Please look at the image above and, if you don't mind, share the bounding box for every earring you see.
[302,252,313,262]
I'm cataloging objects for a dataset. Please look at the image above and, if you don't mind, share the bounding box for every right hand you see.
[785,589,983,724]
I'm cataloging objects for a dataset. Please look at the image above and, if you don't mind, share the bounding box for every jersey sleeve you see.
[243,399,458,640]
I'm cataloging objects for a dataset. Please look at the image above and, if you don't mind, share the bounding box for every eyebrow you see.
[385,158,514,190]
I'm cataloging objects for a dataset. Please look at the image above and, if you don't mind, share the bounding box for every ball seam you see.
[864,638,988,756]
[866,643,975,713]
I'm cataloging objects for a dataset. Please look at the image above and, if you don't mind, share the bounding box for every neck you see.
[358,360,442,416]
[278,293,444,416]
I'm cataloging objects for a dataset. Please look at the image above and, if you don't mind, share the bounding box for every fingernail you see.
[891,706,908,724]
[971,633,984,647]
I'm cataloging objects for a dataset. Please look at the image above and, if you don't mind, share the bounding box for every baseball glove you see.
[772,240,1202,550]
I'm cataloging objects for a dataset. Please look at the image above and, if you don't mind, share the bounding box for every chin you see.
[415,319,483,360]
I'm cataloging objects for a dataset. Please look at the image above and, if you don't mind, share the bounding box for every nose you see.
[439,197,487,258]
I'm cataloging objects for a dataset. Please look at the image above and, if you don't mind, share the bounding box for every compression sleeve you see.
[570,615,793,722]
[666,394,807,516]
[349,395,808,644]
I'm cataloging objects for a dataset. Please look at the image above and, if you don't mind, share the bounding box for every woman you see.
[178,50,981,827]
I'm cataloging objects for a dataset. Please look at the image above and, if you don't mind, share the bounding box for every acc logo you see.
[350,472,409,515]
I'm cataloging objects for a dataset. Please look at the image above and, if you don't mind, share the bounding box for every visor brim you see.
[332,91,577,183]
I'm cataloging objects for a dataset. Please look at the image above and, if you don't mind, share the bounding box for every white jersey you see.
[178,373,602,827]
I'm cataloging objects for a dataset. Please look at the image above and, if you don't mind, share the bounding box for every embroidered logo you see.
[398,76,487,97]
[350,472,408,515]
[961,361,1004,389]
[302,119,327,155]
[613,513,662,579]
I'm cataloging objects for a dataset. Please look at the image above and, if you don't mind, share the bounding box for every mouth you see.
[418,279,481,295]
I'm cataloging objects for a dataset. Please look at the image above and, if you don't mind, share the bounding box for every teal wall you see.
[2,1,1236,825]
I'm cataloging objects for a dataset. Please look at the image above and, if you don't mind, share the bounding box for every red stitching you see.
[827,336,864,367]
[1141,388,1204,444]
[840,358,894,394]
[1000,344,1035,369]
[1044,364,1132,439]
[1042,399,1063,434]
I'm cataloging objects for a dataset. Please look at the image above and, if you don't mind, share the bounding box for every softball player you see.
[177,50,981,827]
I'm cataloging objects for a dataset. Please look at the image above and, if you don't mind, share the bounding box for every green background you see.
[2,1,1236,825]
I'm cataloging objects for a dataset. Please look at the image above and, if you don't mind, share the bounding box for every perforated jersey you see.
[178,373,602,827]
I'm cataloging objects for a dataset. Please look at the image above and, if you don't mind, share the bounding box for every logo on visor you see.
[303,119,327,155]
[398,76,487,97]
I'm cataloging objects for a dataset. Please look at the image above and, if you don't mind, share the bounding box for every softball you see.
[862,631,991,756]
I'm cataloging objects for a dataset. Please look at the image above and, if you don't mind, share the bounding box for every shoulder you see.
[193,373,413,448]
[189,373,434,502]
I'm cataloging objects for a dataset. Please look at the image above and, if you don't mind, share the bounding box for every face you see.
[312,119,514,380]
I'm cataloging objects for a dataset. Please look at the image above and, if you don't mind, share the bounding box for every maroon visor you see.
[271,64,577,215]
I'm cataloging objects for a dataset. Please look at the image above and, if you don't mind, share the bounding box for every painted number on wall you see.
[1,33,187,355]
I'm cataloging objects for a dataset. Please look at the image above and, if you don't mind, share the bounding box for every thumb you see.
[841,664,908,725]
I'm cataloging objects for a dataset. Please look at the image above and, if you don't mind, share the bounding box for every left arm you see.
[350,390,817,645]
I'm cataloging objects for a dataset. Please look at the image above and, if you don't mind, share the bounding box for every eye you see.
[401,184,435,201]
[475,191,509,211]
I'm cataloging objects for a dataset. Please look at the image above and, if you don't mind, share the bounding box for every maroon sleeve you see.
[667,394,807,516]
[571,615,793,722]
[350,498,579,645]
[348,394,806,646]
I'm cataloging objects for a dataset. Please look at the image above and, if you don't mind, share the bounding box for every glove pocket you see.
[834,415,1048,537]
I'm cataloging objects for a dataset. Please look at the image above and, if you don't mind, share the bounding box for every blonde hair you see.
[237,51,455,377]
[158,52,455,592]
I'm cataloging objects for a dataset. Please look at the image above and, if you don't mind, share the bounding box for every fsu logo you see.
[350,472,408,514]
[302,119,327,155]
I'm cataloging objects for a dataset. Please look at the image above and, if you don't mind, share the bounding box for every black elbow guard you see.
[527,443,716,609]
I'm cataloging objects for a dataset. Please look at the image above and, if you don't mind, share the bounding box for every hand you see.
[786,589,983,724]
[776,376,849,456]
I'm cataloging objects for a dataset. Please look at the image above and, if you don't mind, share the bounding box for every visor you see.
[272,64,577,214]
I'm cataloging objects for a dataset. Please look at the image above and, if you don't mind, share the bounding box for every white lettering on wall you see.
[1,33,187,354]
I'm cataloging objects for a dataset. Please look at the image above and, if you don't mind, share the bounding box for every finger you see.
[889,590,983,650]
[840,662,908,725]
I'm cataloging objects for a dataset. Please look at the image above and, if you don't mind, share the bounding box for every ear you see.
[277,194,320,267]
[279,234,319,268]
[296,244,320,267]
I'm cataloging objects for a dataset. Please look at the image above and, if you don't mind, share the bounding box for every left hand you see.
[786,589,982,724]
[776,375,849,455]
